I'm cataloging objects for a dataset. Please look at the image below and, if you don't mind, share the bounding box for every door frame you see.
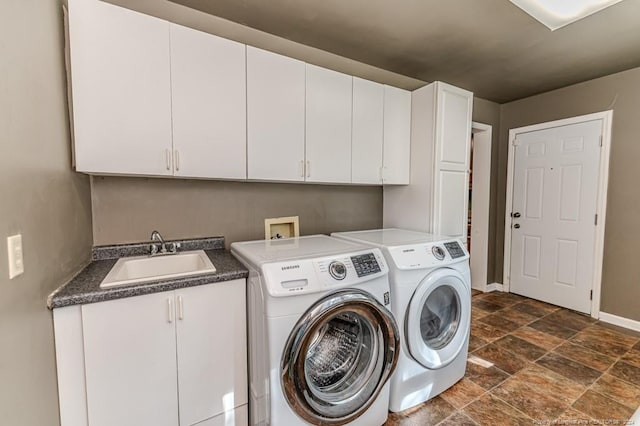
[503,111,613,318]
[470,122,492,292]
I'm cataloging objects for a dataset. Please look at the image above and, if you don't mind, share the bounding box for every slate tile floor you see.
[385,290,640,425]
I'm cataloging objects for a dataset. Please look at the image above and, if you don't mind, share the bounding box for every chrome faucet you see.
[150,231,179,256]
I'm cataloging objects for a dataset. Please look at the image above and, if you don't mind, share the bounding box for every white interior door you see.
[510,120,602,313]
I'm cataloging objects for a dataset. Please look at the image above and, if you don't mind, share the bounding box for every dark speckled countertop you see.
[47,237,248,309]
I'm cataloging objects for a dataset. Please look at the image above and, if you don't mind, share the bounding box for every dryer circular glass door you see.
[406,268,470,370]
[281,289,399,425]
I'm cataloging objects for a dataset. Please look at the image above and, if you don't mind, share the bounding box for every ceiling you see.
[168,0,640,103]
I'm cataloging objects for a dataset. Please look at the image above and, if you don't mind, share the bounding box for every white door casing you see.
[470,122,492,291]
[509,120,603,314]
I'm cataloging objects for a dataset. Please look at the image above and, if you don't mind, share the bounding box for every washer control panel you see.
[387,239,469,270]
[261,248,388,296]
[444,241,466,259]
[350,253,382,277]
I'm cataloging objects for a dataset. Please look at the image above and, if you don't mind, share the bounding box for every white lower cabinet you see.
[53,279,247,426]
[82,292,180,426]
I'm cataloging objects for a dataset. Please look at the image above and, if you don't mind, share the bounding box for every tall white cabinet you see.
[384,81,473,239]
[68,0,173,175]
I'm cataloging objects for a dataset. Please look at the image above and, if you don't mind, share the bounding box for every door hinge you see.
[594,214,598,225]
[513,138,521,147]
[590,290,593,300]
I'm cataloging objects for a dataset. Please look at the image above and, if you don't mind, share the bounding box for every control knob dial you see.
[432,246,446,261]
[328,261,347,280]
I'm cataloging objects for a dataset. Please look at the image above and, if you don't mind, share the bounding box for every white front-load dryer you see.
[332,229,471,412]
[231,235,400,425]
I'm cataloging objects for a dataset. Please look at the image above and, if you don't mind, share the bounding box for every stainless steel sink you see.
[100,250,216,289]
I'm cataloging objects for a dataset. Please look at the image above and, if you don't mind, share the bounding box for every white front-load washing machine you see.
[332,229,471,412]
[231,235,400,425]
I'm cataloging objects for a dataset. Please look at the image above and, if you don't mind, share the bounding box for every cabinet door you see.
[305,64,353,183]
[352,77,384,184]
[247,47,305,181]
[383,86,411,184]
[176,280,247,426]
[170,24,247,180]
[432,82,473,239]
[82,292,179,426]
[68,0,172,175]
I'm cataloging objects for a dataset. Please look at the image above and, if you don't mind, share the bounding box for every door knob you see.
[513,212,521,218]
[513,224,521,229]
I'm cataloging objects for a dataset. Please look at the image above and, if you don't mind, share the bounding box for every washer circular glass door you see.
[406,268,470,370]
[281,289,399,425]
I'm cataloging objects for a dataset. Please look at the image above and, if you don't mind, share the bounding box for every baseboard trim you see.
[485,283,504,292]
[598,312,640,332]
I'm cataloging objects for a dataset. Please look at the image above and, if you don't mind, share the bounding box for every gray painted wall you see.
[91,177,383,246]
[498,66,640,321]
[0,1,94,425]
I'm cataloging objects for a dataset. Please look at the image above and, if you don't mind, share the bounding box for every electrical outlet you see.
[7,234,24,279]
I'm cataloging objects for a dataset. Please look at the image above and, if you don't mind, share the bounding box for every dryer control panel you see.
[261,248,388,297]
[387,239,469,270]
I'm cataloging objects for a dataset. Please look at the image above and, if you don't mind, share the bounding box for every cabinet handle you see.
[165,149,171,171]
[167,298,174,323]
[299,160,304,178]
[306,161,310,178]
[177,295,184,320]
[174,150,180,172]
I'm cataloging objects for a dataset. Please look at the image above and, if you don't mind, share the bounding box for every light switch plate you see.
[7,234,24,279]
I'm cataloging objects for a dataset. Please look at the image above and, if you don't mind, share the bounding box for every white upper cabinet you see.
[383,86,412,185]
[305,65,353,183]
[69,0,173,176]
[352,78,384,184]
[247,47,306,181]
[170,24,247,180]
[67,1,412,185]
